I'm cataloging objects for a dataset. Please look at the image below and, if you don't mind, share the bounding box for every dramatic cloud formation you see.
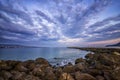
[0,0,120,47]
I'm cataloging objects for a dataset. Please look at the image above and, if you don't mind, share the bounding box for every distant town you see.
[0,44,37,48]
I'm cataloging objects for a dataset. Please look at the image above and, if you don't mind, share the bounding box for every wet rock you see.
[59,72,74,80]
[75,58,85,64]
[75,71,96,80]
[35,58,50,66]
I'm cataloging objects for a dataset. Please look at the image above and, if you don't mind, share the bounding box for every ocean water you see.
[0,47,89,66]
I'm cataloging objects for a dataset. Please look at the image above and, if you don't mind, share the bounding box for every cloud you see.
[0,0,119,46]
[84,14,120,42]
[0,1,33,25]
[88,38,120,47]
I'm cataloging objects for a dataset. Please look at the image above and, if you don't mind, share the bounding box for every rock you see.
[35,58,50,66]
[59,73,74,80]
[113,52,120,55]
[63,65,75,73]
[0,77,4,80]
[87,69,102,76]
[6,60,18,66]
[54,67,63,78]
[27,63,36,70]
[0,70,12,79]
[11,70,25,80]
[85,53,94,59]
[24,60,35,67]
[111,69,120,80]
[14,63,28,72]
[25,75,40,80]
[75,72,96,80]
[44,67,53,73]
[97,53,120,66]
[75,58,85,64]
[32,66,45,77]
[45,71,56,80]
[103,71,111,80]
[96,75,105,80]
[94,62,111,70]
[44,67,56,80]
[74,63,86,71]
[98,54,114,66]
[0,61,11,70]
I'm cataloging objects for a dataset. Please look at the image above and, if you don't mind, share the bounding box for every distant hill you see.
[106,42,120,47]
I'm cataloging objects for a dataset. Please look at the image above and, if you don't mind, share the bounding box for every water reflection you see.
[0,47,88,66]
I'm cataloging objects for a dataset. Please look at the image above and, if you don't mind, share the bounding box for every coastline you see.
[0,47,120,80]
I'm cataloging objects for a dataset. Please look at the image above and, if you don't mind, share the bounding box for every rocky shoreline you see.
[0,48,120,80]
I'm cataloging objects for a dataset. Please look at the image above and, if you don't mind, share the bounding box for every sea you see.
[0,47,89,66]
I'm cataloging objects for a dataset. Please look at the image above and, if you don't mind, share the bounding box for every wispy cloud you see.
[0,0,119,46]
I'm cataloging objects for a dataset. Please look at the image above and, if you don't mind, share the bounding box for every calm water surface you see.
[0,47,89,66]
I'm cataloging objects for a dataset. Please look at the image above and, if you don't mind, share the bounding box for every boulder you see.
[14,63,28,72]
[24,75,40,80]
[96,75,105,80]
[75,58,85,64]
[75,72,96,80]
[0,61,11,70]
[113,52,120,55]
[0,70,12,79]
[43,67,56,80]
[11,70,25,80]
[0,77,4,80]
[6,60,18,68]
[111,69,120,80]
[85,53,94,59]
[59,73,74,80]
[32,66,45,78]
[35,58,50,66]
[103,71,111,80]
[87,69,102,76]
[63,65,75,73]
[27,63,36,70]
[74,63,86,71]
[54,67,63,78]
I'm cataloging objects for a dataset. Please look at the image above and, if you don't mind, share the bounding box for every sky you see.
[0,0,120,47]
